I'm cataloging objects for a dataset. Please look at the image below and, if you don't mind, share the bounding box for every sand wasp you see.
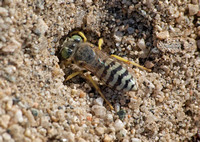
[60,31,151,109]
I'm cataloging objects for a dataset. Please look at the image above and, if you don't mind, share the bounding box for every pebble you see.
[65,132,75,142]
[103,134,112,142]
[114,119,124,131]
[92,105,106,118]
[144,61,154,69]
[119,128,127,138]
[2,39,21,53]
[127,27,134,34]
[15,110,23,123]
[95,127,105,135]
[34,18,48,36]
[0,114,10,128]
[94,97,104,106]
[4,65,16,74]
[188,4,199,15]
[131,138,141,142]
[197,40,200,50]
[137,39,146,50]
[24,110,37,126]
[114,103,120,112]
[8,124,24,141]
[114,31,123,42]
[0,7,8,16]
[2,133,13,142]
[3,0,13,5]
[156,31,169,40]
[85,0,92,6]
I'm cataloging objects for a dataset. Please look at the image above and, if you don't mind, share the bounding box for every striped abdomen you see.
[94,58,137,92]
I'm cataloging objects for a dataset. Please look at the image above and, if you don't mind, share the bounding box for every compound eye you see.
[61,47,73,59]
[71,35,82,42]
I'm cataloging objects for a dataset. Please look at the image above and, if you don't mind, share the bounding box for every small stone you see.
[8,124,24,141]
[117,110,126,120]
[103,134,112,142]
[114,119,124,131]
[24,110,37,126]
[31,109,38,117]
[34,18,48,36]
[156,31,169,40]
[114,31,123,42]
[2,39,21,53]
[115,103,120,112]
[127,27,134,34]
[24,128,32,138]
[92,105,106,118]
[2,133,12,141]
[3,0,13,5]
[0,7,8,16]
[144,61,154,69]
[131,138,141,142]
[95,127,105,135]
[94,97,104,106]
[119,128,127,138]
[64,132,75,142]
[40,116,50,128]
[0,115,10,128]
[15,110,23,123]
[77,138,86,142]
[4,65,16,74]
[137,39,146,50]
[188,4,199,15]
[197,40,200,50]
[85,0,92,6]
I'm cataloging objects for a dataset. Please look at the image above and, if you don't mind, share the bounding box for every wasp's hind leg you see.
[111,55,151,72]
[84,74,114,110]
[97,38,151,72]
[70,31,87,42]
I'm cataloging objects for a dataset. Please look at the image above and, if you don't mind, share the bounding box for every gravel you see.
[0,0,199,141]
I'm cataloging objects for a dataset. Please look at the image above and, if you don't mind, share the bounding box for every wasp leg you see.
[70,31,87,42]
[111,55,151,72]
[65,71,83,81]
[98,38,103,50]
[85,74,114,110]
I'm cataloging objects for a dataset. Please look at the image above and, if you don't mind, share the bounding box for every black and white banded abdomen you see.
[95,58,137,92]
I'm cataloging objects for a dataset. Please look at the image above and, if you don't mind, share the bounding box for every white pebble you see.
[0,7,8,16]
[36,18,48,35]
[2,39,21,53]
[137,39,146,50]
[156,31,169,40]
[15,110,23,123]
[188,4,199,15]
[5,65,16,74]
[95,127,105,135]
[2,133,12,141]
[0,115,10,128]
[131,138,141,142]
[106,114,113,122]
[114,119,124,131]
[85,0,92,6]
[94,97,104,106]
[92,105,106,118]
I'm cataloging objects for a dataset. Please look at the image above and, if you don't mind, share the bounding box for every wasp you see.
[60,31,151,109]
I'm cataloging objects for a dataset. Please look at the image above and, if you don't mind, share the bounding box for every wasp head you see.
[60,35,83,59]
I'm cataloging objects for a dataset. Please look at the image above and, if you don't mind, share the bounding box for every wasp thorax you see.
[74,44,96,64]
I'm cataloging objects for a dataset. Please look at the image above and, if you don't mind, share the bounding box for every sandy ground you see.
[0,0,200,142]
